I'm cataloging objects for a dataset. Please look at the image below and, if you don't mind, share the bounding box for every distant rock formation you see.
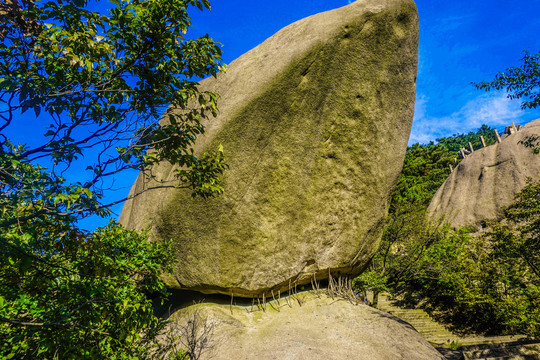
[168,293,444,360]
[428,119,540,228]
[120,0,419,297]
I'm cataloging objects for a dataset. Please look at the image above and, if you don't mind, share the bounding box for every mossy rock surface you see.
[120,0,419,297]
[166,292,444,360]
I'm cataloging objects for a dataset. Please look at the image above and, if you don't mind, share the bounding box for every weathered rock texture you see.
[428,119,540,227]
[167,293,444,360]
[120,0,419,296]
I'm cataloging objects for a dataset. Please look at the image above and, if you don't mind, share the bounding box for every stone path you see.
[460,342,540,360]
[374,293,540,359]
[375,292,522,347]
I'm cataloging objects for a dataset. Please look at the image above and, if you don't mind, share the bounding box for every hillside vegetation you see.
[354,125,539,338]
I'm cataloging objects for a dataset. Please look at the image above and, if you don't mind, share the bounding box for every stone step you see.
[370,291,529,355]
[385,312,432,318]
[461,342,540,360]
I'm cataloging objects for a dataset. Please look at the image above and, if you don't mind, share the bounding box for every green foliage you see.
[0,0,227,357]
[0,0,227,198]
[475,50,540,110]
[363,198,539,336]
[435,124,497,153]
[503,179,540,279]
[392,144,454,206]
[400,181,540,337]
[391,125,497,209]
[353,271,387,295]
[355,202,452,306]
[356,125,539,337]
[0,217,174,359]
[482,179,540,336]
[0,135,177,358]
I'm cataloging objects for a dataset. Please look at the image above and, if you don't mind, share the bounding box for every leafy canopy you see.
[357,49,540,337]
[475,50,540,110]
[0,0,227,358]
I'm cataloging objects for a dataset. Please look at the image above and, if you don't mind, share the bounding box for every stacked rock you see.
[120,0,419,298]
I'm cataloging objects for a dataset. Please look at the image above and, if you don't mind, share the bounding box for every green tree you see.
[475,50,540,110]
[358,141,456,307]
[391,143,455,207]
[482,179,540,336]
[354,126,509,331]
[435,124,497,153]
[0,0,226,358]
[406,181,540,337]
[476,50,540,154]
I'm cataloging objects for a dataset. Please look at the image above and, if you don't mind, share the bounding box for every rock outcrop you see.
[166,293,444,360]
[120,0,419,297]
[428,119,540,227]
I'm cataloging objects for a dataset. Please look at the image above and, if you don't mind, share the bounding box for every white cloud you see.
[409,92,539,145]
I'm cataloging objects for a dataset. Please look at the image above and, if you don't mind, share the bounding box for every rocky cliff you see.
[428,119,540,227]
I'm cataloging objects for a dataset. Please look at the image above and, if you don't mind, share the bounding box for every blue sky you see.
[186,0,540,143]
[7,0,540,230]
[96,0,540,227]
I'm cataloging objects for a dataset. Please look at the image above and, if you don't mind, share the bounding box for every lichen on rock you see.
[165,292,444,360]
[120,0,419,297]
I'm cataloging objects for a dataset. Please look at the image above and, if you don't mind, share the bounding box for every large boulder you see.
[428,119,540,227]
[120,0,419,297]
[165,293,444,360]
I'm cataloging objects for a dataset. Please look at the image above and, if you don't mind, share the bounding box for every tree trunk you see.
[372,290,380,308]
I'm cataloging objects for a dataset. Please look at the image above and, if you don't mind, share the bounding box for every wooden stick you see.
[511,122,518,133]
[494,129,502,143]
[480,135,486,147]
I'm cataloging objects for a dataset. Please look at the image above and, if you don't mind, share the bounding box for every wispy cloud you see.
[434,14,475,33]
[409,92,539,145]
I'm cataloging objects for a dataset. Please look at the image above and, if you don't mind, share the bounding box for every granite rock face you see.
[120,0,419,297]
[428,119,540,227]
[167,293,444,360]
